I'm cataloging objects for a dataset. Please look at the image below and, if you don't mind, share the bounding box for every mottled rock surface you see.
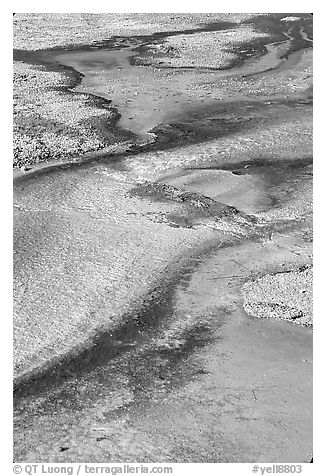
[243,266,313,326]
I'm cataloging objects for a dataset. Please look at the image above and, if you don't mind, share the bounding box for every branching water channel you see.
[13,18,313,462]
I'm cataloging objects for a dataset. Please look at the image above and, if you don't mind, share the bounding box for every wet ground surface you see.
[13,14,313,462]
[14,225,312,462]
[43,22,310,143]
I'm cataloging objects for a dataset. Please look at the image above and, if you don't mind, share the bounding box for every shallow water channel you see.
[14,24,313,462]
[48,25,309,141]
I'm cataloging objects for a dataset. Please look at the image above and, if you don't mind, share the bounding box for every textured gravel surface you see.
[13,61,133,168]
[13,13,261,51]
[136,26,269,69]
[243,266,313,326]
